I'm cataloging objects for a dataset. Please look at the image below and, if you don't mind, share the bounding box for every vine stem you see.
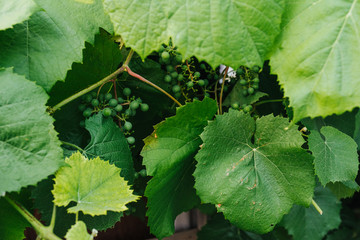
[125,66,182,107]
[51,50,134,112]
[254,99,284,106]
[61,141,84,152]
[5,196,62,240]
[312,199,323,215]
[219,66,229,114]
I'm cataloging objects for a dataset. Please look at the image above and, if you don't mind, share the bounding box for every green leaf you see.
[326,180,360,199]
[52,152,139,216]
[141,98,218,239]
[103,0,285,68]
[84,113,135,183]
[281,185,341,240]
[0,196,31,240]
[194,111,315,234]
[270,0,360,121]
[0,0,113,91]
[48,29,124,106]
[0,0,40,30]
[0,68,63,193]
[32,177,122,237]
[308,126,359,185]
[223,80,268,107]
[65,221,93,240]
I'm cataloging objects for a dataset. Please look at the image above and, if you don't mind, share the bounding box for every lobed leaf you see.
[65,221,93,240]
[271,0,360,121]
[0,68,63,193]
[103,0,285,69]
[52,152,139,216]
[194,111,315,233]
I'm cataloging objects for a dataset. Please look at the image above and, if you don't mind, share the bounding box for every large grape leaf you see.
[141,98,218,239]
[194,111,315,233]
[271,0,360,121]
[308,126,359,185]
[103,0,285,68]
[0,68,63,193]
[0,0,40,30]
[84,113,135,183]
[0,0,113,91]
[326,180,360,199]
[52,152,139,216]
[280,185,341,240]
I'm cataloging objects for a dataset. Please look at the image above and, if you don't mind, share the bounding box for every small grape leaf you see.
[280,185,341,240]
[52,152,139,216]
[65,221,93,240]
[194,111,315,233]
[0,0,40,30]
[0,68,63,193]
[270,0,360,121]
[326,180,360,199]
[103,0,285,68]
[84,113,135,183]
[141,98,218,239]
[0,0,113,91]
[223,80,268,107]
[32,177,123,237]
[308,126,359,185]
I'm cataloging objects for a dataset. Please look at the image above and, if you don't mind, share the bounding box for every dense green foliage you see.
[0,0,359,240]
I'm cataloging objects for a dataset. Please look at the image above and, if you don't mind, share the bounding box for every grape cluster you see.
[78,87,149,145]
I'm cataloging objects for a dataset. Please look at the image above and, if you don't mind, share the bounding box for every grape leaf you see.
[308,126,359,185]
[32,177,123,237]
[0,68,63,193]
[84,113,135,183]
[0,0,113,91]
[280,185,341,240]
[194,111,315,233]
[271,0,360,121]
[65,221,93,240]
[48,29,124,106]
[141,98,218,239]
[0,0,40,30]
[326,181,360,199]
[103,0,285,68]
[52,152,139,216]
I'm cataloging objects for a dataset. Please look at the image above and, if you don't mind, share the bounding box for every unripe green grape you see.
[91,99,99,107]
[253,84,259,90]
[134,172,140,179]
[182,65,188,71]
[102,108,112,117]
[175,54,182,64]
[248,87,255,95]
[83,109,92,118]
[193,97,199,101]
[161,51,170,61]
[242,89,248,96]
[194,72,201,78]
[84,94,92,103]
[236,68,244,75]
[124,108,132,116]
[187,81,194,88]
[204,79,209,86]
[83,108,92,118]
[78,104,86,112]
[124,121,133,131]
[99,93,104,102]
[140,103,149,112]
[252,65,260,73]
[117,97,124,103]
[164,75,172,83]
[240,79,247,86]
[130,101,140,110]
[174,92,181,98]
[172,85,181,93]
[79,120,85,128]
[231,103,239,109]
[114,104,123,112]
[158,45,165,52]
[204,92,210,98]
[253,77,260,83]
[166,65,174,73]
[214,74,219,80]
[177,74,184,81]
[127,136,135,145]
[170,71,178,79]
[109,98,118,107]
[123,88,131,96]
[198,80,205,86]
[200,63,206,70]
[111,109,117,117]
[105,93,112,101]
[136,98,142,103]
[139,169,147,177]
[244,105,253,113]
